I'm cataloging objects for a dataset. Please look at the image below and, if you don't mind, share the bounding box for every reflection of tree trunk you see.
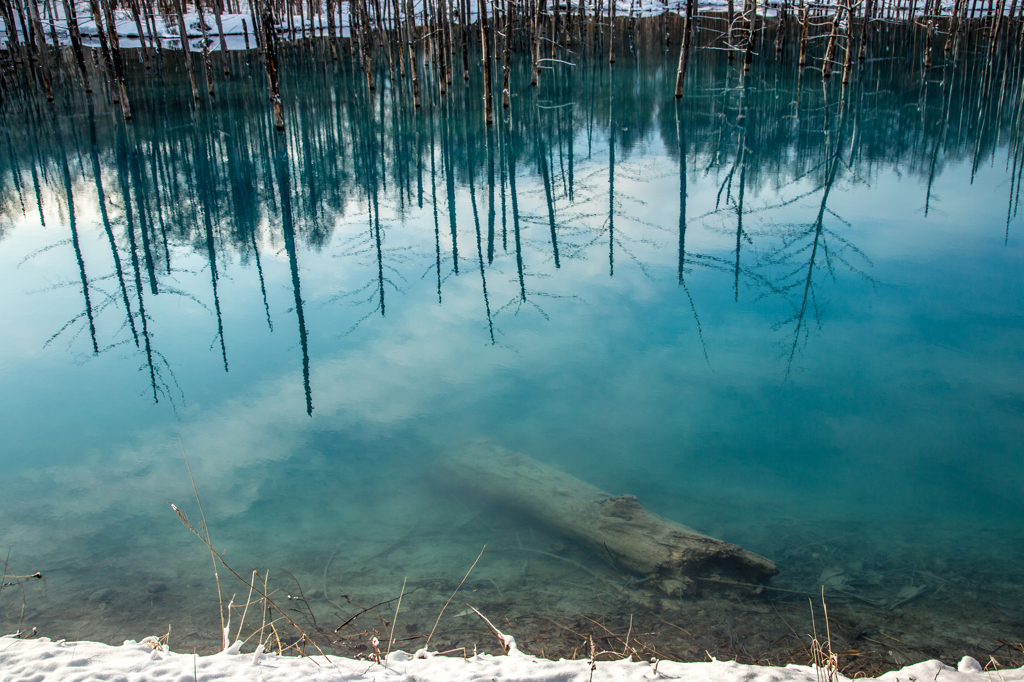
[128,127,159,295]
[28,127,45,227]
[675,101,708,362]
[608,65,615,277]
[469,142,496,343]
[3,129,26,214]
[498,104,508,251]
[539,127,561,268]
[250,231,274,331]
[116,125,159,401]
[431,114,443,304]
[58,126,99,354]
[506,111,526,302]
[194,131,229,373]
[677,105,687,286]
[733,83,748,302]
[487,126,495,263]
[733,144,746,301]
[372,169,385,317]
[785,103,847,375]
[925,58,954,216]
[443,109,459,274]
[148,133,172,273]
[274,133,314,417]
[89,107,139,347]
[566,105,575,202]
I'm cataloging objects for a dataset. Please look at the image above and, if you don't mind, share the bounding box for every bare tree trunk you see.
[842,0,853,81]
[89,0,117,98]
[61,0,92,90]
[261,3,285,129]
[860,0,871,58]
[250,0,263,49]
[674,0,693,97]
[99,0,132,117]
[173,0,200,99]
[530,0,540,84]
[743,0,755,71]
[727,0,734,57]
[821,0,841,77]
[481,0,493,123]
[990,0,1005,50]
[128,0,152,67]
[44,0,58,47]
[798,0,807,65]
[461,0,469,80]
[776,0,787,51]
[608,0,615,62]
[1,0,25,64]
[502,0,510,105]
[146,0,162,55]
[196,0,216,95]
[924,8,934,66]
[26,0,54,100]
[214,0,230,74]
[409,0,420,105]
[13,0,32,55]
[362,0,375,89]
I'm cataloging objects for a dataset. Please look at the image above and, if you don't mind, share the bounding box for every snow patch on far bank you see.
[1,636,1021,682]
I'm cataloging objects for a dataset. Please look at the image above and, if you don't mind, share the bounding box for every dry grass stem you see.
[424,544,486,650]
[384,577,407,667]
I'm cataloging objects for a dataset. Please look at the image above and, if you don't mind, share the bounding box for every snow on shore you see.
[1,636,1022,682]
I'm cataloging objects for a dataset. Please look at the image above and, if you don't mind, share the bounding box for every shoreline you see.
[3,635,1023,682]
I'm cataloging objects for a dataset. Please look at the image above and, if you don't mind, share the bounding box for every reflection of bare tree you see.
[35,106,186,409]
[274,130,313,417]
[328,84,412,333]
[3,40,1022,407]
[754,95,874,376]
[675,101,709,364]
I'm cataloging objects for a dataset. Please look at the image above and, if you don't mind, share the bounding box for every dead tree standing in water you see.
[215,0,231,75]
[196,0,217,96]
[261,4,285,129]
[675,0,695,97]
[481,0,494,124]
[61,0,92,91]
[25,0,54,100]
[174,0,201,100]
[98,0,132,117]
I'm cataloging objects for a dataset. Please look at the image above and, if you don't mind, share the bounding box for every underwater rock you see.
[438,441,778,596]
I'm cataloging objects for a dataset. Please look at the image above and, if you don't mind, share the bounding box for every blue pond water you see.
[0,35,1022,670]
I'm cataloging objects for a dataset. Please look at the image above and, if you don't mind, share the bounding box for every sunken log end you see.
[439,440,778,597]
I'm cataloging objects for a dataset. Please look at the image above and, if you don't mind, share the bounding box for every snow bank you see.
[1,636,1021,682]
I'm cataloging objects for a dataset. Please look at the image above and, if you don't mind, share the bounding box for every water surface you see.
[1,34,1023,672]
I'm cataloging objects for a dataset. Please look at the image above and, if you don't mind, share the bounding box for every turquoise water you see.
[1,35,1023,670]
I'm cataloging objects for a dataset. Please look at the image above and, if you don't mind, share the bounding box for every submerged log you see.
[439,441,778,596]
